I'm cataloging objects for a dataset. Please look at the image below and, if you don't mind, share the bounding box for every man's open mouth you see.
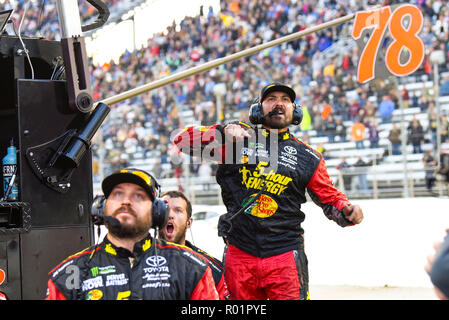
[165,222,174,235]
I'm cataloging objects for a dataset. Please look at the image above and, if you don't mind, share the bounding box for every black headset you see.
[91,177,168,230]
[248,98,303,126]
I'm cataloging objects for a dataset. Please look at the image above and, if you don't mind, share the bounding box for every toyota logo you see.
[146,256,167,267]
[284,146,297,155]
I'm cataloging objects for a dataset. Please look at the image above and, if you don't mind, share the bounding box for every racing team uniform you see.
[173,121,354,300]
[46,234,218,300]
[185,240,230,300]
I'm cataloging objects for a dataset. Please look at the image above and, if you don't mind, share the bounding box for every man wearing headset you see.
[173,83,364,300]
[46,168,218,300]
[158,190,230,300]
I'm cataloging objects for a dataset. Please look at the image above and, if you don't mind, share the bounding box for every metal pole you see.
[394,77,409,197]
[100,13,355,106]
[434,63,441,167]
[372,155,378,199]
[56,0,83,38]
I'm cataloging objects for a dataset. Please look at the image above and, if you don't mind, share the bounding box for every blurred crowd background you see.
[2,0,449,194]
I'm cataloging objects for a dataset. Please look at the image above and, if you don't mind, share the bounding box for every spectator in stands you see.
[170,147,184,192]
[311,105,324,135]
[300,106,312,132]
[335,117,346,142]
[438,148,449,184]
[388,122,402,155]
[441,75,449,96]
[348,98,361,122]
[337,157,352,192]
[410,91,420,109]
[337,95,350,121]
[428,110,438,148]
[351,118,366,150]
[315,142,329,160]
[198,160,213,190]
[367,118,380,149]
[378,95,395,123]
[323,114,337,143]
[363,99,377,121]
[407,116,425,154]
[419,95,430,112]
[376,81,390,104]
[401,87,410,108]
[423,150,437,192]
[353,156,369,195]
[440,115,449,143]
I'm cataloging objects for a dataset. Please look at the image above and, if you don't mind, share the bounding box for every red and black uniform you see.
[174,121,353,300]
[185,240,230,300]
[46,235,218,300]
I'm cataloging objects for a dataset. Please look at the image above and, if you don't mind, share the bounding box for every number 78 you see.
[352,5,425,84]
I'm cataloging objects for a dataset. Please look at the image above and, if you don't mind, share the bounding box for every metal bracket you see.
[0,202,31,235]
[56,0,109,113]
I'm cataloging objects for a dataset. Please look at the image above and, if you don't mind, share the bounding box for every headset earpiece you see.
[249,102,263,125]
[151,198,168,229]
[292,103,303,125]
[91,195,106,226]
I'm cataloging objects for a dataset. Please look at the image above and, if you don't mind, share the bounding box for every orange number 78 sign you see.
[352,4,425,84]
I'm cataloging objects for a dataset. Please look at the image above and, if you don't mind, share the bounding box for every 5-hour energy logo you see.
[239,162,292,196]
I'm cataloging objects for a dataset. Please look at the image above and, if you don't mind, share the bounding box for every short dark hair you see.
[160,190,192,219]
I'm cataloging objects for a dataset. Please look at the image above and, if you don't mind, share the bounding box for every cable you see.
[50,57,65,80]
[189,226,195,245]
[17,0,35,80]
[226,179,267,234]
[153,227,166,300]
[37,0,47,34]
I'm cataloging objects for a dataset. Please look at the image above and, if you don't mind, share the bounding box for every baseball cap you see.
[260,82,296,103]
[102,168,159,200]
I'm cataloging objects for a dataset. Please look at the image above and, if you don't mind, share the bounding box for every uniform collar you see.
[102,233,153,258]
[260,128,291,141]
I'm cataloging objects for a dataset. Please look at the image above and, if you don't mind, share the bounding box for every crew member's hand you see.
[224,124,251,142]
[343,204,363,225]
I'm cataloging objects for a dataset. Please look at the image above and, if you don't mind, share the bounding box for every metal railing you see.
[334,165,448,200]
[121,164,447,205]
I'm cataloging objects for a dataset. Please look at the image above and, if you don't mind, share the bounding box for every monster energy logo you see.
[91,266,116,277]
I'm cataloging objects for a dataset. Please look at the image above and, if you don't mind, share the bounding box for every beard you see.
[261,108,293,129]
[105,206,151,239]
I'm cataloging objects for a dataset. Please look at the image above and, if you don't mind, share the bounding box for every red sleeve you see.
[307,158,352,227]
[173,124,226,163]
[216,275,230,300]
[190,267,219,300]
[45,279,68,300]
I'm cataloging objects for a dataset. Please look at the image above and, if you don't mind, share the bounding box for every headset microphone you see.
[103,216,121,228]
[266,108,281,117]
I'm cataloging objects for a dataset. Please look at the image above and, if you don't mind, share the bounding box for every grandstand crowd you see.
[2,0,449,193]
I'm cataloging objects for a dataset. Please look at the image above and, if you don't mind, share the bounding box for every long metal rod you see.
[100,13,355,106]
